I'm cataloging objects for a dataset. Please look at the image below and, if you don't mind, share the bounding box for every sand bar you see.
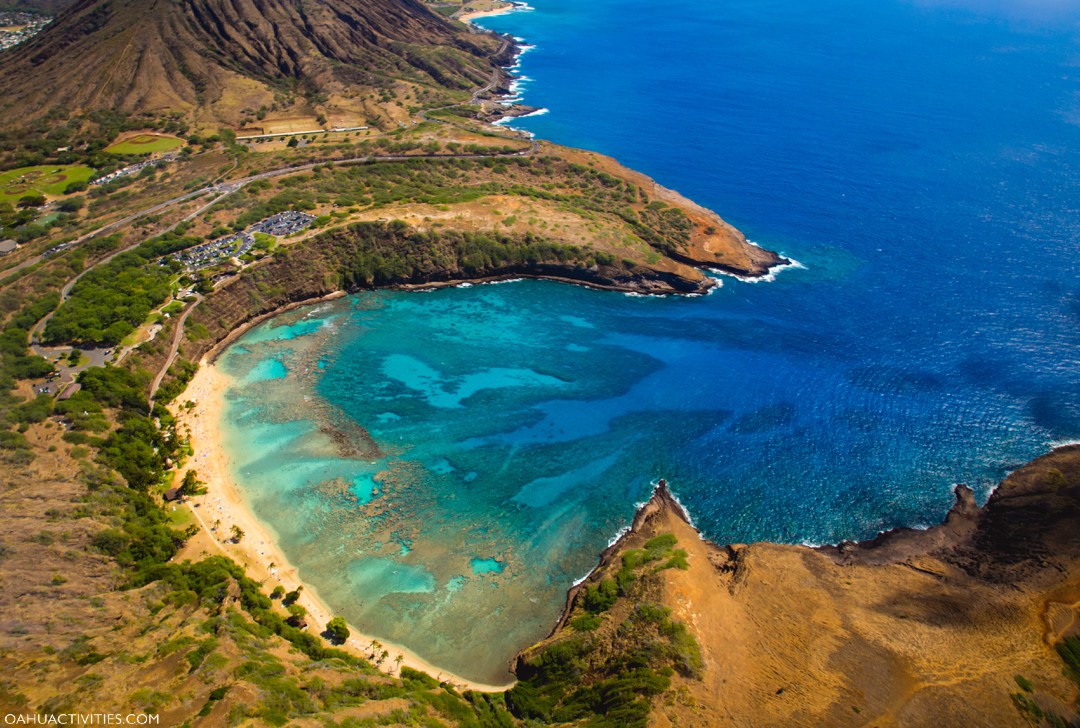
[172,360,516,692]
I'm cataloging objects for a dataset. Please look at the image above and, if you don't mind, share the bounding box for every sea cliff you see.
[177,148,783,366]
[522,446,1080,726]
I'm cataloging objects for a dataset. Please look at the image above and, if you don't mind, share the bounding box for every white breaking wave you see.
[605,524,632,548]
[571,571,593,587]
[710,248,806,284]
[666,488,697,529]
[495,107,549,125]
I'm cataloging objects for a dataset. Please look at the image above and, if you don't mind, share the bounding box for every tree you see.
[286,603,307,627]
[283,586,303,606]
[326,617,349,644]
[229,525,244,543]
[58,198,84,213]
[17,194,46,208]
[271,585,285,599]
[178,469,207,497]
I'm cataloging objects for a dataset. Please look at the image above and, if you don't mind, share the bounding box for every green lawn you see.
[105,134,184,155]
[0,165,96,203]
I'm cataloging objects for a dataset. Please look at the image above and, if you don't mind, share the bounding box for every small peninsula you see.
[522,448,1080,726]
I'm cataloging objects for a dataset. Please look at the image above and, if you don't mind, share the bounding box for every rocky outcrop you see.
[474,103,543,124]
[823,447,1080,584]
[540,447,1080,726]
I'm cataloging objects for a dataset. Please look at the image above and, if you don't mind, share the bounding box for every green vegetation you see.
[0,294,56,394]
[505,533,701,727]
[1057,636,1080,688]
[42,232,199,345]
[570,614,602,632]
[0,111,189,171]
[252,231,276,251]
[583,533,690,617]
[427,105,482,120]
[1010,636,1080,726]
[189,218,614,354]
[334,224,589,286]
[104,134,185,155]
[178,470,207,497]
[210,155,689,261]
[0,165,96,204]
[326,617,350,644]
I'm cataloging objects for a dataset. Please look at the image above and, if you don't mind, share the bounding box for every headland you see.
[519,447,1080,725]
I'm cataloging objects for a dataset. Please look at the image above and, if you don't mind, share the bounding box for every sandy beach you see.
[172,360,515,692]
[459,2,520,24]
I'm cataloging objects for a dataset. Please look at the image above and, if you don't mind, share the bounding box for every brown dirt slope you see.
[0,0,502,123]
[558,448,1080,727]
[552,144,780,277]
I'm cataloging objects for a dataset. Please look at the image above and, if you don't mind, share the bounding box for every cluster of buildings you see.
[236,125,368,142]
[0,12,51,51]
[170,211,316,270]
[91,155,175,186]
[172,231,255,270]
[249,211,318,237]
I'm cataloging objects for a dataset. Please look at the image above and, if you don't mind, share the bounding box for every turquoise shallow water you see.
[217,0,1080,684]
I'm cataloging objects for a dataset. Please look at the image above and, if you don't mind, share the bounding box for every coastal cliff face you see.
[534,447,1080,727]
[186,219,721,363]
[177,150,782,367]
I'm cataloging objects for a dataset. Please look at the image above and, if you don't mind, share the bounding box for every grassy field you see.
[0,164,95,203]
[105,133,184,155]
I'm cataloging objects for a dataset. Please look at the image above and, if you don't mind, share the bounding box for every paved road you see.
[28,187,238,351]
[148,292,203,404]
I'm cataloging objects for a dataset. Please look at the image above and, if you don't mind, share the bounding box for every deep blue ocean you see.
[217,0,1080,683]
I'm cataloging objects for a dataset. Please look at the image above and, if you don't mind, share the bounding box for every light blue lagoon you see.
[216,0,1080,683]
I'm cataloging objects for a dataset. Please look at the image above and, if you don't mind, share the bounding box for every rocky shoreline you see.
[185,216,784,365]
[535,446,1080,725]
